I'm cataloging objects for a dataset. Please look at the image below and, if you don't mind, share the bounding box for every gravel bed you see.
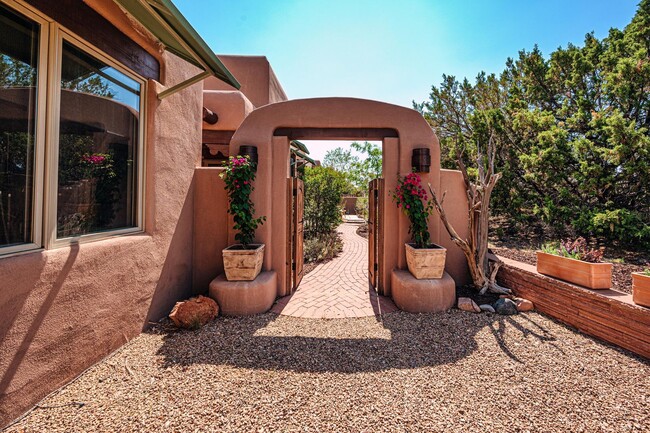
[492,246,647,294]
[5,311,649,433]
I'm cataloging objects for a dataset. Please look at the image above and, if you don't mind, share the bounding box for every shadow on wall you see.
[144,176,196,327]
[0,246,77,402]
[152,310,570,374]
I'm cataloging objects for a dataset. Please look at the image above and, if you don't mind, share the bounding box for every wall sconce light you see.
[239,145,258,170]
[411,148,431,173]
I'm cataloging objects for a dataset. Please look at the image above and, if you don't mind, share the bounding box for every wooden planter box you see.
[405,243,446,279]
[223,244,264,281]
[632,272,650,308]
[536,251,612,289]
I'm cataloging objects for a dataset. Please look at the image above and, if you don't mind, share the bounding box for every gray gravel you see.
[5,311,649,433]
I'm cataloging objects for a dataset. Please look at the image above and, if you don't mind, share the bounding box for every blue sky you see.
[175,0,639,160]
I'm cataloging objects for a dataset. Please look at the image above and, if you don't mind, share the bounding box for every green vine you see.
[220,155,265,247]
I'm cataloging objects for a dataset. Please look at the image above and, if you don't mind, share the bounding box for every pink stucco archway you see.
[229,97,469,297]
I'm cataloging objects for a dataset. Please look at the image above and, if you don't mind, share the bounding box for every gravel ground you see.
[6,311,649,433]
[493,246,648,294]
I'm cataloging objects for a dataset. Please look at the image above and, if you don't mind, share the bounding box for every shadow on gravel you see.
[153,311,562,373]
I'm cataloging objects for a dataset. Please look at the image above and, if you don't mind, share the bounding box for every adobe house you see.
[0,0,248,425]
[0,0,470,426]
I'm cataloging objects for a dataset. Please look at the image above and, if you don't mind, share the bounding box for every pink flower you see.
[82,154,106,165]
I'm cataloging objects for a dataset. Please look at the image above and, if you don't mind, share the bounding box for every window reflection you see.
[0,4,39,247]
[57,41,140,238]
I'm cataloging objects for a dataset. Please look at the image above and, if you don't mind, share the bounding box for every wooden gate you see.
[287,177,305,294]
[368,178,384,294]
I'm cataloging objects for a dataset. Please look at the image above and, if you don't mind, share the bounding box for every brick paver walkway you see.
[272,222,397,319]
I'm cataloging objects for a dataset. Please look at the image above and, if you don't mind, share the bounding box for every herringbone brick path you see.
[271,222,397,318]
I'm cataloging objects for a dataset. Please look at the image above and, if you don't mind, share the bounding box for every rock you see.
[479,304,496,313]
[169,295,219,329]
[458,297,481,313]
[494,298,518,315]
[516,298,534,312]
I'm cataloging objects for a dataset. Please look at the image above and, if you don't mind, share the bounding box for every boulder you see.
[516,298,534,312]
[458,297,481,313]
[169,295,219,329]
[494,298,518,315]
[479,304,496,313]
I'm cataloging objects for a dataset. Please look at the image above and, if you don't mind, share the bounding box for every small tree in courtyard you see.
[428,135,510,294]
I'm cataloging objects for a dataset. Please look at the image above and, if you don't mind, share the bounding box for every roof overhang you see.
[111,0,240,99]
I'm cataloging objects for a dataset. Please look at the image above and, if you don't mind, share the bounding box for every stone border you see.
[496,256,650,359]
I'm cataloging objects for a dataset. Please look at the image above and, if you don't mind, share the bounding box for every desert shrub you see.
[304,232,343,263]
[303,166,347,240]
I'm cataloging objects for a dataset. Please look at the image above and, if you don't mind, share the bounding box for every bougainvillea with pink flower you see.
[392,172,434,248]
[220,155,265,247]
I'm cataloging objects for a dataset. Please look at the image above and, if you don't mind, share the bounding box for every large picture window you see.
[0,3,40,249]
[55,40,142,238]
[0,0,146,256]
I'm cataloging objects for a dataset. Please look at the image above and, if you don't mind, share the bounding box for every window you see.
[0,0,145,256]
[0,2,44,253]
[55,40,142,239]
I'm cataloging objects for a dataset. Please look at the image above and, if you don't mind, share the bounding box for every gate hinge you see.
[374,189,379,199]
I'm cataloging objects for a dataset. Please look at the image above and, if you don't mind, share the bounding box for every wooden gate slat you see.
[286,178,294,296]
[293,178,305,289]
[368,179,377,288]
[377,178,385,295]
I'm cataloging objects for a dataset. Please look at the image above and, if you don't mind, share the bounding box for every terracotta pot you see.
[223,244,265,281]
[632,272,650,308]
[405,243,446,279]
[536,251,612,289]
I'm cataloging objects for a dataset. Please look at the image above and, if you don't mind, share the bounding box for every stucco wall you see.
[202,90,255,131]
[203,55,288,107]
[192,168,229,292]
[0,52,202,427]
[439,169,471,286]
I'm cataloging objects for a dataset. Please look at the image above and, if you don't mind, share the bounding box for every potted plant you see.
[632,268,650,307]
[392,172,446,279]
[220,155,266,281]
[537,238,612,289]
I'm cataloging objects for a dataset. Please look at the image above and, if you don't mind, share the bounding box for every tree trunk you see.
[428,135,510,294]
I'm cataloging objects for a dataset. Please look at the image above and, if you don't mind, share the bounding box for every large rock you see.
[169,295,219,329]
[494,298,518,315]
[516,298,534,312]
[458,297,481,313]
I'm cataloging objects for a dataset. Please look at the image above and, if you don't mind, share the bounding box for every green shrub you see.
[355,196,368,220]
[417,1,650,250]
[304,232,343,263]
[304,166,347,240]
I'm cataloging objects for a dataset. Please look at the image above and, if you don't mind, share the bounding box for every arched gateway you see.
[227,97,470,299]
